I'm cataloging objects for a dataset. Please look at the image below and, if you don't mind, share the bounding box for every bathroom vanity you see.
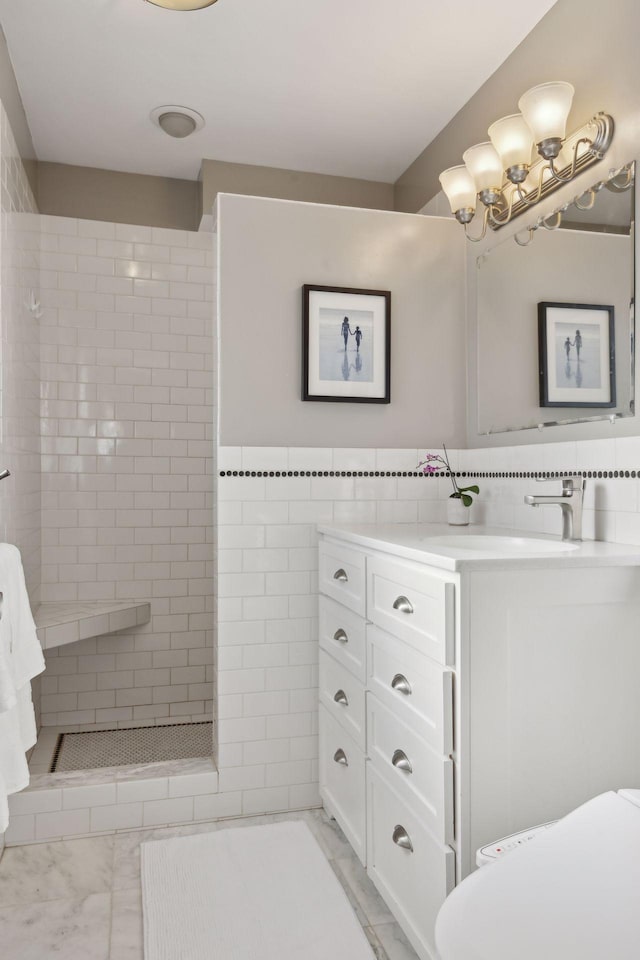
[317,523,640,960]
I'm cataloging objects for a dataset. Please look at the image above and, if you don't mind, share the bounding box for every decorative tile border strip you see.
[219,469,638,479]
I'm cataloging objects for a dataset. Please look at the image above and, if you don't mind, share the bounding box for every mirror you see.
[475,162,635,435]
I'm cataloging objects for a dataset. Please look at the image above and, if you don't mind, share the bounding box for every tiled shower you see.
[0,95,222,845]
[9,219,219,842]
[39,216,214,733]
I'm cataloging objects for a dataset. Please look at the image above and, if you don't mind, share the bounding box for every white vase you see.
[447,497,471,526]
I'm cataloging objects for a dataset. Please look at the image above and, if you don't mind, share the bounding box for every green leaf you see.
[461,493,473,507]
[458,484,479,495]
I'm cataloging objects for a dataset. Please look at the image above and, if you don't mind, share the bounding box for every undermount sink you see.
[422,535,580,555]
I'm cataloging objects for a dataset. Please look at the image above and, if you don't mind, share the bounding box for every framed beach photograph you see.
[538,301,616,408]
[302,284,391,403]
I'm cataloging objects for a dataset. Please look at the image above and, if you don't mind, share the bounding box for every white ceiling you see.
[0,0,557,183]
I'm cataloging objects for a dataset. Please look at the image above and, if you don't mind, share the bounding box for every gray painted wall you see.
[393,0,640,212]
[201,159,394,220]
[217,194,466,448]
[34,159,394,232]
[37,162,201,231]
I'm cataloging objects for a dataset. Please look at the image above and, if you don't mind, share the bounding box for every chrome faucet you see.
[524,475,586,541]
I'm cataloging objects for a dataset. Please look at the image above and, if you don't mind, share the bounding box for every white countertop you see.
[317,522,640,572]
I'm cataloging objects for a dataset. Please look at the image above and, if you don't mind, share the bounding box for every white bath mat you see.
[141,820,375,960]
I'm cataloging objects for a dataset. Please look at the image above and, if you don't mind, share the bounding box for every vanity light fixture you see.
[144,0,218,9]
[439,81,615,243]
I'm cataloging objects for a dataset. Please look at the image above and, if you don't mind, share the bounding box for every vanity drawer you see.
[319,649,366,750]
[319,595,366,682]
[319,705,366,865]
[367,764,455,960]
[367,624,453,755]
[367,555,455,665]
[319,539,366,616]
[367,694,454,845]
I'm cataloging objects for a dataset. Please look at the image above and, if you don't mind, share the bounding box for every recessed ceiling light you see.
[144,0,219,9]
[150,105,205,139]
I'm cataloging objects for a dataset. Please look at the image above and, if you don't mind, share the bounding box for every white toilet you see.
[435,789,640,960]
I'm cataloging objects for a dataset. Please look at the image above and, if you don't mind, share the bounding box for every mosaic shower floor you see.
[50,721,214,772]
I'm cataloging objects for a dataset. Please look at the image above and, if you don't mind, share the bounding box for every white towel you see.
[0,543,45,712]
[0,544,45,833]
[0,685,38,832]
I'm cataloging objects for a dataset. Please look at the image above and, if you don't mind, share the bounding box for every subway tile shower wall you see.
[0,102,40,857]
[0,104,40,600]
[39,217,214,729]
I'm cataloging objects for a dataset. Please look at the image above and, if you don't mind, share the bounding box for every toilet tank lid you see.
[435,791,640,960]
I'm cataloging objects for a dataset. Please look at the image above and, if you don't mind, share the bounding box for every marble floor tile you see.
[0,892,111,960]
[112,834,143,892]
[111,888,144,960]
[0,835,114,906]
[373,921,421,960]
[364,925,391,960]
[329,859,369,926]
[3,808,417,959]
[333,854,396,926]
[306,808,354,860]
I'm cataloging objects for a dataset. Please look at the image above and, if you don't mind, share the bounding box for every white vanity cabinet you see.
[318,524,640,960]
[318,535,458,960]
[318,566,369,864]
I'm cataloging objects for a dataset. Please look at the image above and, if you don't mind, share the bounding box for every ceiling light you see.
[159,112,196,138]
[439,81,615,244]
[150,105,205,139]
[144,0,219,10]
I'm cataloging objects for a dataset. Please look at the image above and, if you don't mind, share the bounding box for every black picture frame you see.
[302,284,391,403]
[538,301,616,408]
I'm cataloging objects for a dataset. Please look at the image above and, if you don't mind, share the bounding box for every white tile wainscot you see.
[34,601,151,650]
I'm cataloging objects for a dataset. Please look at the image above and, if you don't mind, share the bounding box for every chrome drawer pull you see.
[333,628,348,644]
[392,825,413,852]
[333,568,349,582]
[333,689,349,706]
[393,595,414,614]
[333,748,348,766]
[391,749,413,774]
[391,673,412,696]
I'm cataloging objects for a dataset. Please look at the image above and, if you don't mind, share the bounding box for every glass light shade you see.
[462,142,503,192]
[518,81,575,143]
[439,165,477,215]
[145,0,218,9]
[158,112,197,138]
[488,114,533,170]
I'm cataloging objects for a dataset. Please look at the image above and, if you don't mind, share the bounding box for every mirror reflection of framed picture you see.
[302,284,391,403]
[538,301,616,408]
